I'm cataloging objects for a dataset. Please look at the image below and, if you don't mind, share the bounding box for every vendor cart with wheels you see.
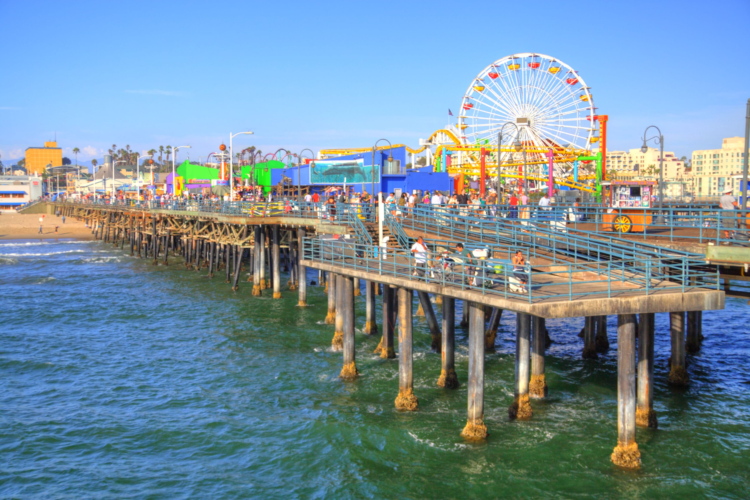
[602,181,655,233]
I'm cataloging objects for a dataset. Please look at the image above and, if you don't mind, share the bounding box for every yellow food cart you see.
[602,181,655,233]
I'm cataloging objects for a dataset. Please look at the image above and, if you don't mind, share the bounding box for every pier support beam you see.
[509,312,533,420]
[324,272,336,324]
[395,288,418,411]
[611,313,641,469]
[460,300,469,327]
[340,276,358,380]
[686,310,703,354]
[363,281,378,335]
[636,313,657,428]
[252,228,262,296]
[259,228,267,289]
[437,297,458,389]
[375,285,396,358]
[668,312,689,386]
[272,226,281,299]
[583,316,598,359]
[461,301,487,440]
[353,277,361,297]
[297,229,307,306]
[485,308,502,351]
[596,315,610,353]
[417,291,441,352]
[332,275,344,351]
[530,315,548,398]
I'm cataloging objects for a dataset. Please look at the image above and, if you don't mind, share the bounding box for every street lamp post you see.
[641,125,664,205]
[229,131,254,199]
[497,122,520,196]
[371,139,393,198]
[135,153,152,199]
[172,146,191,197]
[297,148,315,203]
[112,160,125,201]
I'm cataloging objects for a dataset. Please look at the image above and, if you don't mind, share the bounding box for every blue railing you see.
[302,237,718,303]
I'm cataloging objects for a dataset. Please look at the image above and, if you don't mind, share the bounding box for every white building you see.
[0,175,44,210]
[604,147,686,183]
[691,137,748,197]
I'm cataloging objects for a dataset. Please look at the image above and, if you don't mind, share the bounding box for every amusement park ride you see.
[322,53,610,199]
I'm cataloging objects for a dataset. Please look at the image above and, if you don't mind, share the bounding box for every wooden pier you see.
[55,200,725,469]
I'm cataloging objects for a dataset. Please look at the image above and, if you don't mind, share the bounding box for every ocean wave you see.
[0,250,88,257]
[0,257,19,265]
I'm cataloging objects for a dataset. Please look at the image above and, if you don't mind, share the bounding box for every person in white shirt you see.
[720,188,739,239]
[410,236,429,276]
[539,194,551,210]
[431,192,442,205]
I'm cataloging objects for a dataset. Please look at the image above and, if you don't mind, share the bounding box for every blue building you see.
[270,146,452,196]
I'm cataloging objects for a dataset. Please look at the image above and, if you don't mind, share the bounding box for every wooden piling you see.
[530,315,548,398]
[583,316,598,359]
[324,272,336,324]
[332,274,344,351]
[509,312,533,420]
[252,227,262,296]
[686,310,703,354]
[375,285,396,358]
[437,296,458,389]
[636,313,657,428]
[460,300,469,327]
[611,313,641,469]
[461,301,487,440]
[297,228,307,306]
[272,226,281,298]
[668,311,689,386]
[595,315,610,352]
[363,281,378,335]
[395,288,418,411]
[340,276,358,380]
[417,291,441,352]
[485,307,502,351]
[353,277,361,297]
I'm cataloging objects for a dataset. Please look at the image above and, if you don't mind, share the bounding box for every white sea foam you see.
[0,250,88,257]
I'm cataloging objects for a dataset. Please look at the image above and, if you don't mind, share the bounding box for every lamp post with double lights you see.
[371,139,393,198]
[641,125,664,205]
[135,153,152,200]
[297,148,315,203]
[172,145,191,197]
[229,131,254,199]
[111,160,125,201]
[497,122,521,196]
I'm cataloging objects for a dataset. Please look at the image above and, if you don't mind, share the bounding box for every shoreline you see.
[0,212,95,241]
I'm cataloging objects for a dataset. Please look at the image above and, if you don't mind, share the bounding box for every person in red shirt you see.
[311,192,320,203]
[509,192,519,219]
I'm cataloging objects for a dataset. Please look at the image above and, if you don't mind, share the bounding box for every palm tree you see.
[72,147,80,166]
[91,159,98,173]
[165,145,172,165]
[158,145,164,167]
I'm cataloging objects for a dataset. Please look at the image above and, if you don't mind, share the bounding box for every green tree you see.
[72,147,80,166]
[158,145,164,166]
[165,145,172,166]
[91,158,98,174]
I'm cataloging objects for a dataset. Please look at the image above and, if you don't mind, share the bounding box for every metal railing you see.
[302,237,719,304]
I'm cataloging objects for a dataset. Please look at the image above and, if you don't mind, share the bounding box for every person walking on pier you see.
[720,188,739,240]
[411,236,429,277]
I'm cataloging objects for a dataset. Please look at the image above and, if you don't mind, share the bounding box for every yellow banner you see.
[175,176,184,196]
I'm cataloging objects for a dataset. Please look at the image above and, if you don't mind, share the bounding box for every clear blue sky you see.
[1,0,748,166]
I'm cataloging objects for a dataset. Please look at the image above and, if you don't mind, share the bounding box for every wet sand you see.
[0,212,95,241]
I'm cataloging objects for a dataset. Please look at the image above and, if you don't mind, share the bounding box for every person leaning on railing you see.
[410,236,429,277]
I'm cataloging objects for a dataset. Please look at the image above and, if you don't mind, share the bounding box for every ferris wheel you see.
[457,53,596,155]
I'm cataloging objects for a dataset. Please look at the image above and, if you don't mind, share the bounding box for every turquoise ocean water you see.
[1,238,748,498]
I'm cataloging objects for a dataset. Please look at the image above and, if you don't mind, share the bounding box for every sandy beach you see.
[0,212,95,241]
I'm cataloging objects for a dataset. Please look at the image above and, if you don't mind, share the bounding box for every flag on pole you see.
[448,109,454,116]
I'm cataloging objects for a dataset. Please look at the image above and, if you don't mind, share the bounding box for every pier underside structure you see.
[56,200,724,469]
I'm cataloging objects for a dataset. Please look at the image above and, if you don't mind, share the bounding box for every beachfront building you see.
[604,148,686,183]
[691,137,748,196]
[25,141,63,175]
[0,175,44,210]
